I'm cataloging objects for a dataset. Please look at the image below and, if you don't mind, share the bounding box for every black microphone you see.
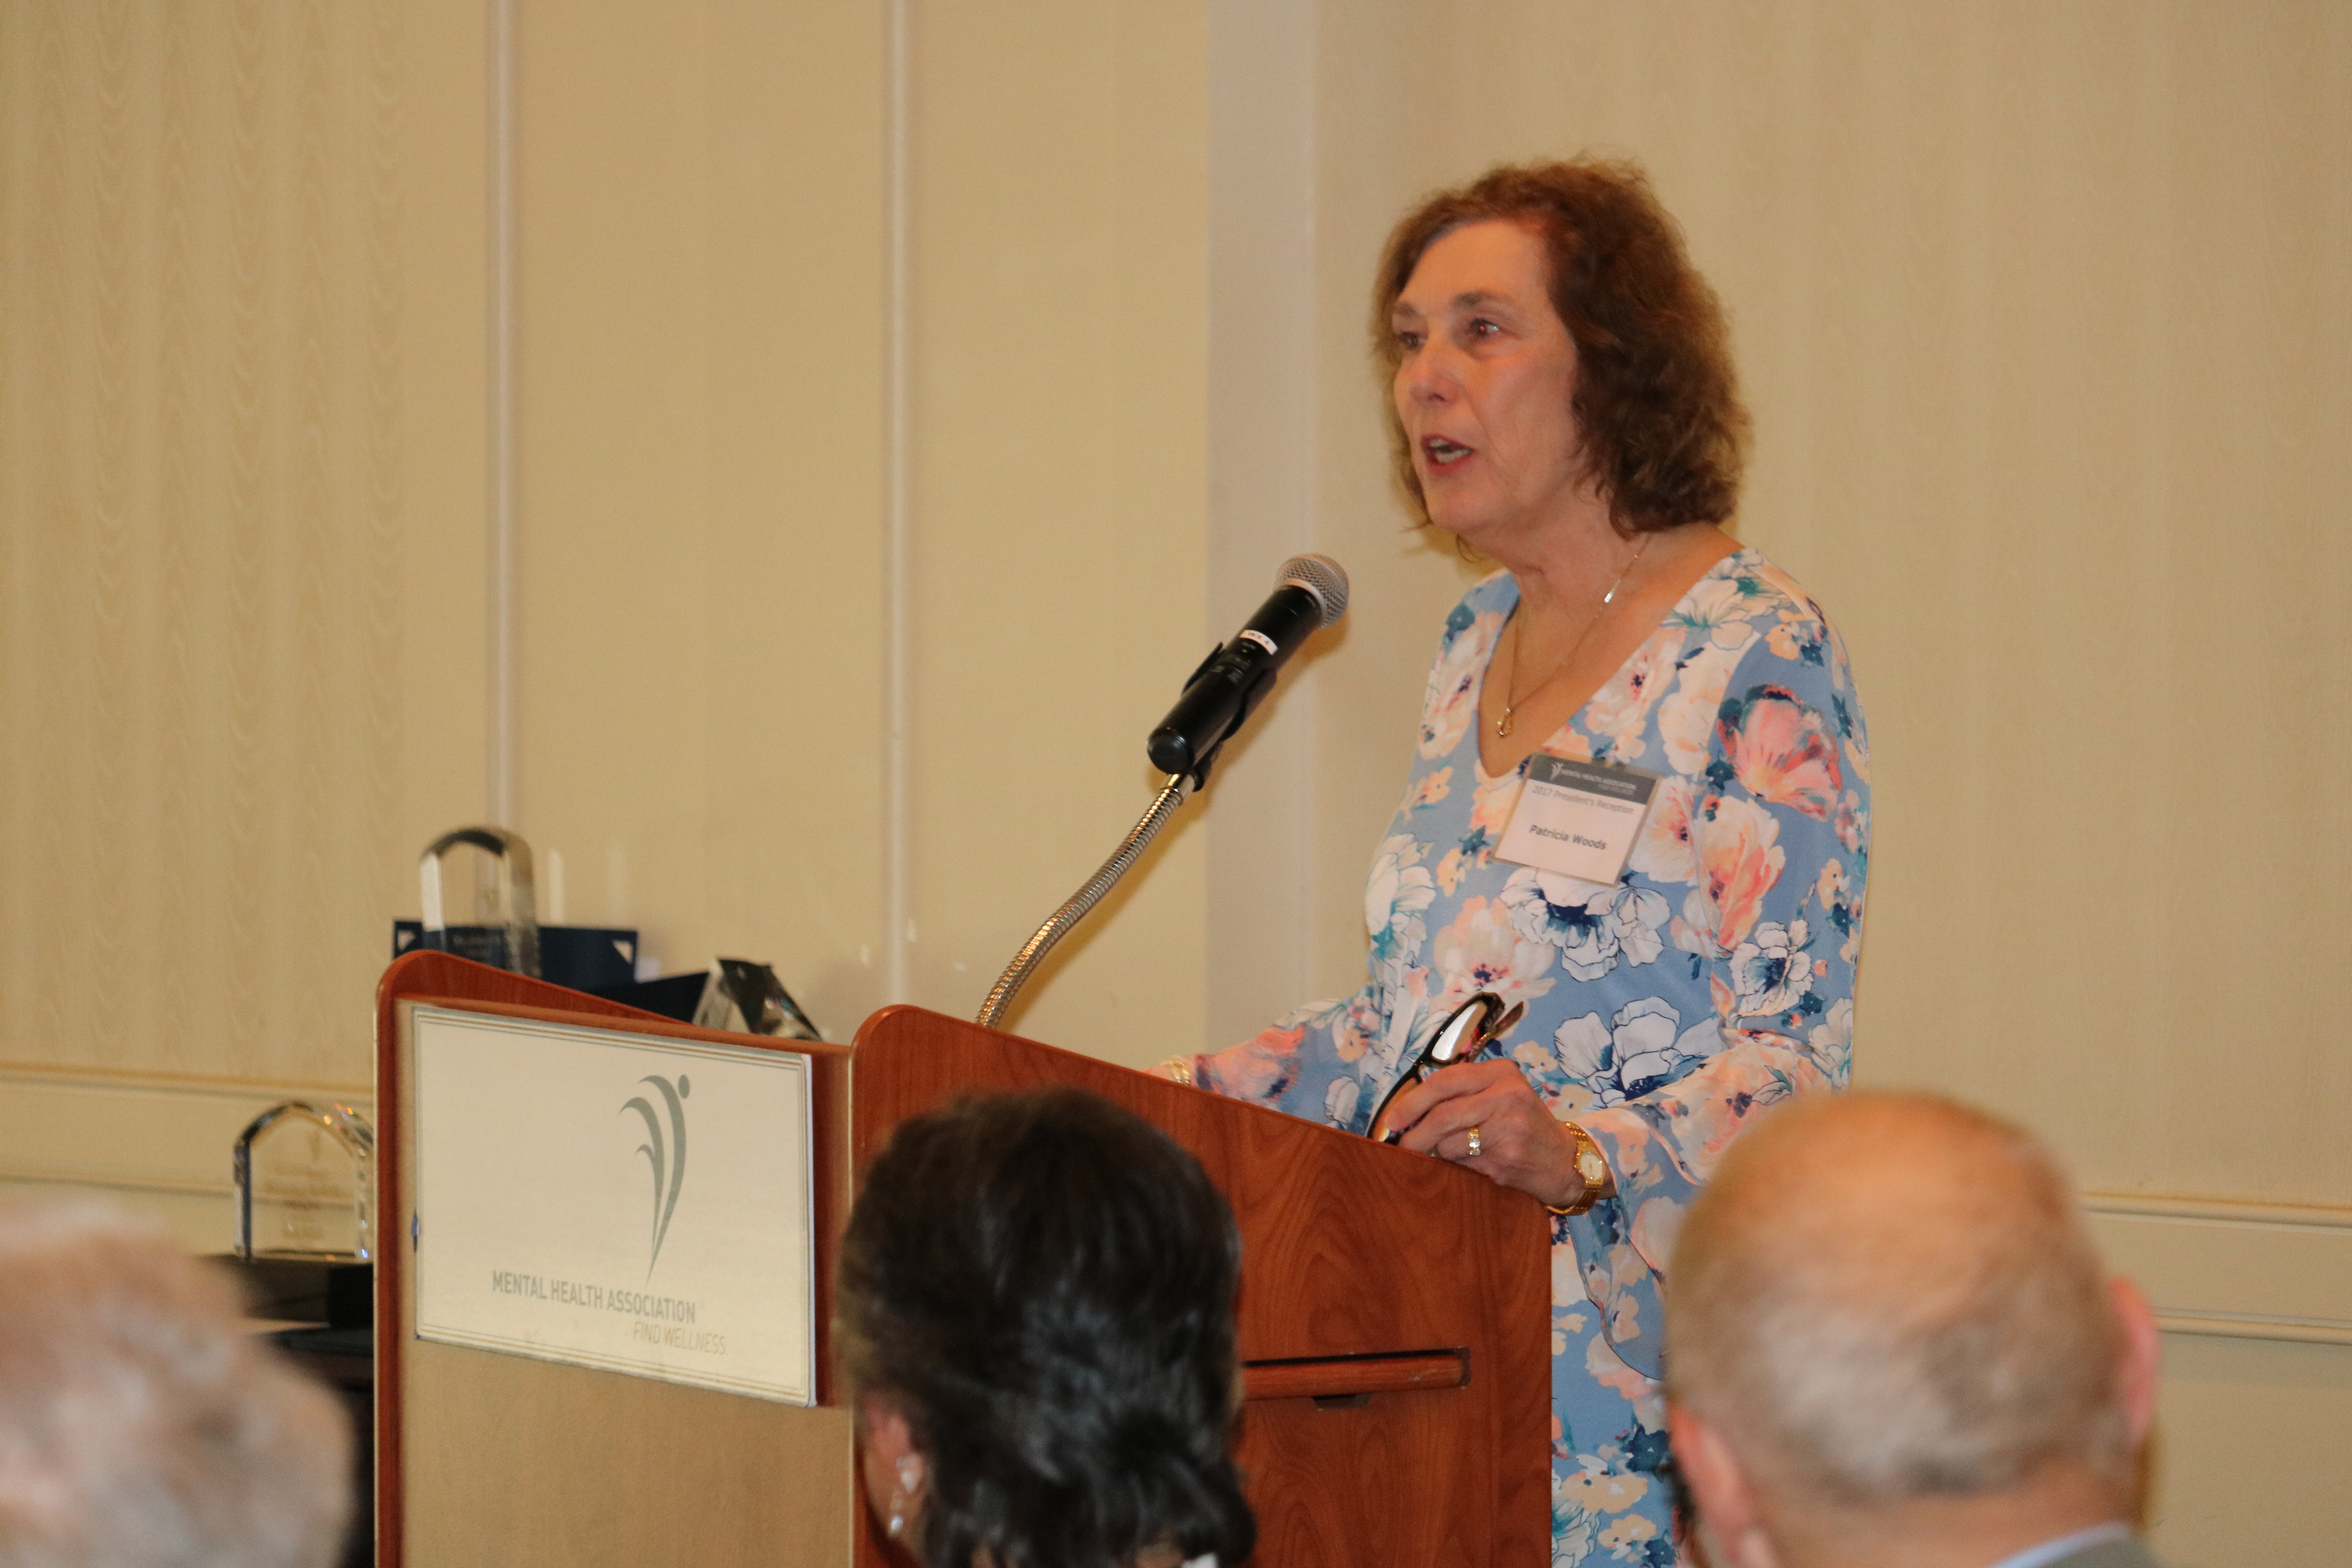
[1148,555,1348,778]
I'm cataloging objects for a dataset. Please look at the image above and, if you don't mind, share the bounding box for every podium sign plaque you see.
[409,1005,817,1406]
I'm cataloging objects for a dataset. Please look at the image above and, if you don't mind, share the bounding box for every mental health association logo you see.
[620,1073,689,1278]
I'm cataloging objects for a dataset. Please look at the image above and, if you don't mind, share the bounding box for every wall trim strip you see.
[0,1065,377,1250]
[2082,1200,2352,1346]
[881,0,912,1005]
[2083,1192,2352,1233]
[2152,1313,2352,1347]
[6,1063,2347,1354]
[486,0,518,828]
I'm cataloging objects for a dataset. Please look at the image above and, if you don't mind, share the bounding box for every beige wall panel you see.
[0,0,486,1089]
[906,1,1210,1064]
[2151,1331,2352,1564]
[509,0,887,1043]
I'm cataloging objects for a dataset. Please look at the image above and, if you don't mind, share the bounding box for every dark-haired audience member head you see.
[1665,1093,2163,1568]
[0,1200,353,1568]
[835,1088,1255,1568]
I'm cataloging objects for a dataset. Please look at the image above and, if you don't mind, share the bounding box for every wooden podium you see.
[375,953,1550,1566]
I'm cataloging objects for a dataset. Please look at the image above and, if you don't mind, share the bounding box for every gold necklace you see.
[1494,533,1654,739]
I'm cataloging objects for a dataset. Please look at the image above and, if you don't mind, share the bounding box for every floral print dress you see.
[1181,548,1870,1568]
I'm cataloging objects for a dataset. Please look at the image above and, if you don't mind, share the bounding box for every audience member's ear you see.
[1668,1404,1779,1568]
[858,1394,927,1526]
[2109,1276,2162,1448]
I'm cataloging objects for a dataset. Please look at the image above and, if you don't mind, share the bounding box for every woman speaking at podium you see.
[1161,160,1871,1565]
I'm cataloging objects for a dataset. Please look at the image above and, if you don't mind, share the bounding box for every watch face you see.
[1578,1149,1606,1183]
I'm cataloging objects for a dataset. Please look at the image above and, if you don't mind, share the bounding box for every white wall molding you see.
[486,0,519,829]
[2083,1192,2352,1347]
[9,1060,2341,1347]
[0,1065,376,1253]
[881,0,912,1006]
[1203,0,1320,1050]
[2083,1192,2352,1232]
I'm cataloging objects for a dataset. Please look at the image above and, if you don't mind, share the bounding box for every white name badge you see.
[1494,753,1660,885]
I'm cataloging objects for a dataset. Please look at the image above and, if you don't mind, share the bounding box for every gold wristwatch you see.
[1546,1122,1614,1217]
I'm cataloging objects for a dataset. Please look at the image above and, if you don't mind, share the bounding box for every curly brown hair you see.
[1373,158,1749,535]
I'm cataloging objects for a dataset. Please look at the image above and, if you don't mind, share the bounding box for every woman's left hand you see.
[1378,1058,1588,1209]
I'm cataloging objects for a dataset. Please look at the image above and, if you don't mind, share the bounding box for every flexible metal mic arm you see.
[975,772,1192,1030]
[978,554,1343,1029]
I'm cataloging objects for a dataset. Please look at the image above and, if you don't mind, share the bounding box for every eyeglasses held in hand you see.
[1369,991,1524,1145]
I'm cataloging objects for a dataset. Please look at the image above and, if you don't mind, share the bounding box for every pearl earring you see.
[887,1454,923,1541]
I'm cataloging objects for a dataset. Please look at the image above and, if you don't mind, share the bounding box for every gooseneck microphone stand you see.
[975,553,1346,1031]
[975,771,1192,1030]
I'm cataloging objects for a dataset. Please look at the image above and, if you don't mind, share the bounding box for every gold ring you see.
[1467,1126,1483,1159]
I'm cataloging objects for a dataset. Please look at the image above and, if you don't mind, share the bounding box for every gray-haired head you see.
[0,1200,352,1568]
[1665,1093,2138,1511]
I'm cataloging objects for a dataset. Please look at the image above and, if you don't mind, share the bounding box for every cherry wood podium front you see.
[375,953,1550,1566]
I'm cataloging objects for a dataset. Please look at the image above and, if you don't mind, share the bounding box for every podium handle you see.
[1241,1351,1469,1403]
[977,773,1192,1029]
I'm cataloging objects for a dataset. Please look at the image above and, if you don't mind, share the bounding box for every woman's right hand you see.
[1378,1058,1593,1210]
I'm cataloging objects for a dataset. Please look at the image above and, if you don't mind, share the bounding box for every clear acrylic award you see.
[232,1101,376,1262]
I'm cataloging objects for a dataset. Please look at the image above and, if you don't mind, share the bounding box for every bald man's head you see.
[1665,1093,2136,1512]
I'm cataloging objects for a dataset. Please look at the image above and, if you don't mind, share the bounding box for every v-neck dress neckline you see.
[1471,548,1758,788]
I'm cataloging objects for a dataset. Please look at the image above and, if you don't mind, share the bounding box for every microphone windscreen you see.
[1277,554,1349,628]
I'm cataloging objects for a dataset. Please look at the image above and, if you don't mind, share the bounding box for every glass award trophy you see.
[233,1101,376,1263]
[414,826,541,978]
[396,824,644,992]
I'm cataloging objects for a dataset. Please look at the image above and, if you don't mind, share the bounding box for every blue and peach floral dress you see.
[1180,548,1870,1567]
